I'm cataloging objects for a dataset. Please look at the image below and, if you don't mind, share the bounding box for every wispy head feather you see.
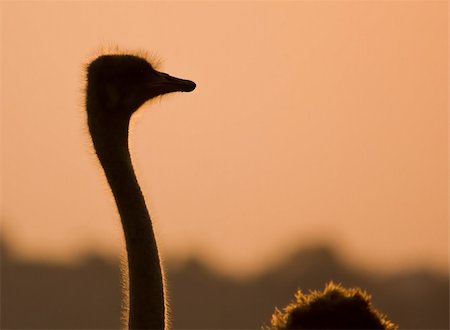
[265,282,398,330]
[83,44,163,77]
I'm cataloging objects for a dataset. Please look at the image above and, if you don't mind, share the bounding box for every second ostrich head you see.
[86,54,196,120]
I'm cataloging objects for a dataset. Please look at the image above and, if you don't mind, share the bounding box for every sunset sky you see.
[1,1,448,277]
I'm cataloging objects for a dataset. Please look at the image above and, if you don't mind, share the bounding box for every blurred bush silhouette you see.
[1,238,448,329]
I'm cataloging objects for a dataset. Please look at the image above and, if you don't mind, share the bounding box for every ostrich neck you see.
[88,113,165,330]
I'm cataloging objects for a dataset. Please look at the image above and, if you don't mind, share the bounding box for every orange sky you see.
[1,1,448,276]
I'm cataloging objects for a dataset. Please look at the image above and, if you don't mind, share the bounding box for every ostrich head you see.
[86,54,196,119]
[266,282,398,330]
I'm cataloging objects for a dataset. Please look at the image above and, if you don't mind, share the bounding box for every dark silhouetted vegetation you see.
[1,240,448,329]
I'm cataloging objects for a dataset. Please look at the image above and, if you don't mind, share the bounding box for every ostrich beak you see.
[151,71,196,95]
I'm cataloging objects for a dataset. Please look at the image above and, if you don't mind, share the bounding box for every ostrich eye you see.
[131,66,150,80]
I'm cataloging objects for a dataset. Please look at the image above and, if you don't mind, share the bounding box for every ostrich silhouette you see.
[85,52,397,330]
[266,282,397,330]
[86,53,195,329]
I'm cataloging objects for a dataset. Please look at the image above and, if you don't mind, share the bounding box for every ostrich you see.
[266,282,398,330]
[86,53,195,329]
[85,52,396,330]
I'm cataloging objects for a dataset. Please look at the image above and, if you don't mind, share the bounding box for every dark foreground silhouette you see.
[266,282,396,329]
[1,239,448,329]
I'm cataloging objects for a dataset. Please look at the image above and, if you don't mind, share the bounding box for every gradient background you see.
[1,2,448,327]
